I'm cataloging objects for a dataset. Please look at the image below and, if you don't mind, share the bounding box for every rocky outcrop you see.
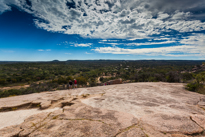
[0,82,205,137]
[102,78,122,85]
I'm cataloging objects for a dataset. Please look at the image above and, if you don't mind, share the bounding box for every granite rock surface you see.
[0,82,205,137]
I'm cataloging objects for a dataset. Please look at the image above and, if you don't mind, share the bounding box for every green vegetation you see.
[186,71,205,94]
[0,60,204,98]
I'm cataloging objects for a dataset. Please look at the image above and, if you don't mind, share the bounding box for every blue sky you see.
[0,0,205,61]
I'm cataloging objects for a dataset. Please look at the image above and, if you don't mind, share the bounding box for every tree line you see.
[0,60,204,98]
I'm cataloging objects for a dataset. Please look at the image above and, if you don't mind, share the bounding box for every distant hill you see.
[51,60,60,62]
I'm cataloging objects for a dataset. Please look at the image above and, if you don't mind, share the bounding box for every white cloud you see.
[92,45,203,56]
[98,40,176,46]
[171,11,190,20]
[93,33,204,57]
[1,0,205,39]
[157,12,169,20]
[101,40,107,42]
[127,38,145,41]
[70,43,92,47]
[38,49,51,51]
[179,33,205,55]
[85,52,92,54]
[0,0,11,14]
[108,40,120,42]
[125,41,176,46]
[154,38,171,40]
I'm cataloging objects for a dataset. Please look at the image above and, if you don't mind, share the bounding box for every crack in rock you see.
[113,123,138,137]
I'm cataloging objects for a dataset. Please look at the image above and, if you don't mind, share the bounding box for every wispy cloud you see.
[98,40,176,46]
[38,49,44,51]
[127,38,147,41]
[106,40,120,42]
[1,50,15,53]
[38,49,51,51]
[65,53,72,55]
[70,42,92,47]
[92,45,203,56]
[125,41,176,46]
[85,52,92,54]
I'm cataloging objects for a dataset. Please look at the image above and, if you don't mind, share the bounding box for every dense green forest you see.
[0,60,204,98]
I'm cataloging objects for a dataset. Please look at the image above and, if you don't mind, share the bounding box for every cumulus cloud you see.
[0,0,205,39]
[157,12,169,20]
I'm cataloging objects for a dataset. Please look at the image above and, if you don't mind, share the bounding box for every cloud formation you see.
[0,0,205,39]
[93,33,205,57]
[1,0,205,59]
[70,42,92,47]
[92,45,203,57]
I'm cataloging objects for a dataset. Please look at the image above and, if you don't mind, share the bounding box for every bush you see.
[196,86,205,94]
[66,76,73,81]
[182,73,194,82]
[57,77,67,84]
[166,71,180,83]
[99,77,104,82]
[186,82,198,91]
[186,72,205,94]
[76,76,87,86]
[0,79,6,85]
[89,81,97,87]
[0,82,60,98]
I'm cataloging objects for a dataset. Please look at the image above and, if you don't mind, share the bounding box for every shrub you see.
[99,77,104,82]
[166,71,180,83]
[196,86,205,94]
[186,82,198,91]
[182,73,194,82]
[0,79,6,85]
[57,77,67,84]
[66,76,73,81]
[76,76,87,86]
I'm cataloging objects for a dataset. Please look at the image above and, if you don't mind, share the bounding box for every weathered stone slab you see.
[0,102,140,137]
[40,101,51,109]
[0,82,205,137]
[191,114,205,129]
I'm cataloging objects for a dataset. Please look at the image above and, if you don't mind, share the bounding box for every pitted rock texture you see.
[0,82,205,137]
